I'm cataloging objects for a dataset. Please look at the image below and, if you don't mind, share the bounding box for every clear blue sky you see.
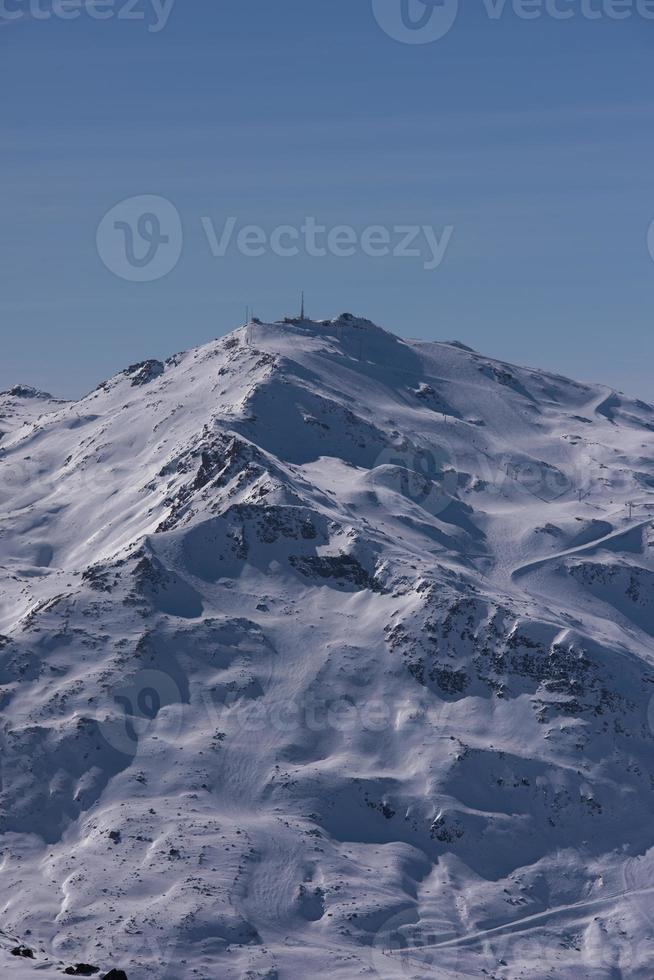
[2,0,653,399]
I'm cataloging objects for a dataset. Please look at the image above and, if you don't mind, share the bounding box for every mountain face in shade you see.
[1,315,653,979]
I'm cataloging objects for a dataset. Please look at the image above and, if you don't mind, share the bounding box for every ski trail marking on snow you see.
[396,884,654,954]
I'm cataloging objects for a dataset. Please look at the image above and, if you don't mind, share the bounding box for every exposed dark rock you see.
[124,359,164,386]
[82,565,113,593]
[290,553,383,592]
[431,815,464,843]
[430,664,470,695]
[5,385,53,399]
[10,946,34,958]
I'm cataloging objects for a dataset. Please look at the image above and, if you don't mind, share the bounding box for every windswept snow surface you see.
[1,315,653,978]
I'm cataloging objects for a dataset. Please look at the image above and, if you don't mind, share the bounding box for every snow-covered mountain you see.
[1,315,653,979]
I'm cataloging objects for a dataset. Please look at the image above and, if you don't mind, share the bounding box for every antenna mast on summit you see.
[300,291,305,320]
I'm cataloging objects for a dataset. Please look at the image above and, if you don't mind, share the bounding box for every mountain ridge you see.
[1,315,653,978]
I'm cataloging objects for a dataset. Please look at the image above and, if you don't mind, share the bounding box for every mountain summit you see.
[1,316,653,978]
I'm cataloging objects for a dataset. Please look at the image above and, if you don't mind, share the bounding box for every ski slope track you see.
[0,315,653,979]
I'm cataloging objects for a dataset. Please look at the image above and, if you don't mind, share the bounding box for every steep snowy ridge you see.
[0,315,653,979]
[0,386,64,447]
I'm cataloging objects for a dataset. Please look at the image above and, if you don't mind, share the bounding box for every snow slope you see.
[1,315,653,979]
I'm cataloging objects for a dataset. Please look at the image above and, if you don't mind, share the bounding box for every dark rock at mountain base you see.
[10,946,34,958]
